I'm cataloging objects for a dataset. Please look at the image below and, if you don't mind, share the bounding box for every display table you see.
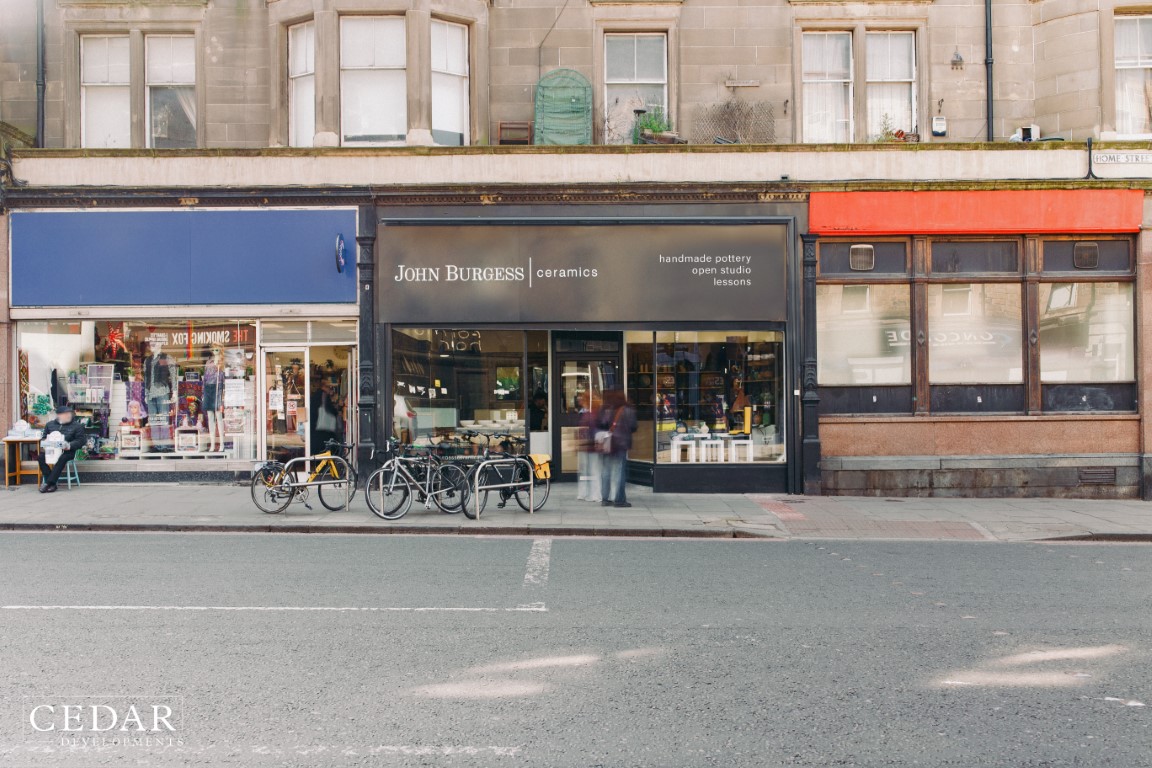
[3,437,42,487]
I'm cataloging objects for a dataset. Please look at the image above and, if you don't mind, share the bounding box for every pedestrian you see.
[37,405,86,494]
[575,393,601,502]
[597,390,637,508]
[310,378,343,452]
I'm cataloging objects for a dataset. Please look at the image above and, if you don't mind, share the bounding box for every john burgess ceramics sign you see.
[377,223,789,324]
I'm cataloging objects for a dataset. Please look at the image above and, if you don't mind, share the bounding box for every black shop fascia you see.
[373,203,807,494]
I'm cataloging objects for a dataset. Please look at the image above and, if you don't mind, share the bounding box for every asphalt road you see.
[0,533,1148,767]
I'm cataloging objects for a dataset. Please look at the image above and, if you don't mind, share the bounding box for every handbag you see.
[594,409,621,454]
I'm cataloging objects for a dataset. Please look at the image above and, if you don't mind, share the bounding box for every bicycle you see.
[364,438,470,520]
[250,439,358,514]
[459,431,551,519]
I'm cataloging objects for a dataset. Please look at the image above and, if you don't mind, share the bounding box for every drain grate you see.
[1078,467,1117,485]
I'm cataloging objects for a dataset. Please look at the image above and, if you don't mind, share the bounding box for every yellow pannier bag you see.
[529,454,552,480]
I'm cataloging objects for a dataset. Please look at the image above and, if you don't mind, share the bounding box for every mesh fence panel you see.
[690,100,776,145]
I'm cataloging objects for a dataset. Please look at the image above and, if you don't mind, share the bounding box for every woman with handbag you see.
[596,390,637,508]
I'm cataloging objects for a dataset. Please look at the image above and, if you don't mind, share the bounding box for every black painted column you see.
[355,205,377,473]
[800,234,822,495]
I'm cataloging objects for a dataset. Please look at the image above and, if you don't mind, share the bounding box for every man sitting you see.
[37,405,86,494]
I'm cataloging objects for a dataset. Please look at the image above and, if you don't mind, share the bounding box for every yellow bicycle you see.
[250,440,358,514]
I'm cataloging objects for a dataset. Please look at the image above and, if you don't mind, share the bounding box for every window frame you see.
[801,30,854,144]
[80,34,132,149]
[864,30,917,140]
[287,20,316,148]
[1113,15,1152,138]
[603,31,670,144]
[815,236,1137,415]
[430,18,471,147]
[144,34,198,150]
[338,15,409,147]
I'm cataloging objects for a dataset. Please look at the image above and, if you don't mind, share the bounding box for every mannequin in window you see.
[142,340,174,450]
[202,345,225,451]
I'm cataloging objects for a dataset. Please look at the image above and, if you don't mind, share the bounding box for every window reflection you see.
[928,283,1023,384]
[1039,283,1134,382]
[817,284,911,385]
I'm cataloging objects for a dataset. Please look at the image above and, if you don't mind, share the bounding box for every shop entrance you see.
[552,333,622,479]
[261,344,357,464]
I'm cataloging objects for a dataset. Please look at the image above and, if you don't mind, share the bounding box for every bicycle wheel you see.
[365,463,412,520]
[432,463,468,514]
[250,464,293,514]
[317,463,359,511]
[514,462,550,512]
[462,467,490,520]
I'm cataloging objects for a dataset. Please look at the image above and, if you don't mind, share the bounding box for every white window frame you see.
[1114,16,1152,138]
[603,32,668,142]
[430,19,470,147]
[145,34,197,149]
[865,31,916,139]
[288,20,316,148]
[801,31,854,144]
[80,35,131,149]
[339,15,408,147]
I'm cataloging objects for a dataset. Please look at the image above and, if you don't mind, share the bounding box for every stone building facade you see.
[3,0,1152,499]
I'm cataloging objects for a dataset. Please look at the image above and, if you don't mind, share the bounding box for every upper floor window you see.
[1115,16,1152,135]
[604,33,668,144]
[802,32,853,143]
[865,31,915,140]
[288,21,316,148]
[340,16,407,145]
[431,20,470,146]
[81,35,130,148]
[803,30,918,143]
[146,35,197,149]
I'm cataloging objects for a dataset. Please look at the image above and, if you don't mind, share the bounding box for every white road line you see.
[1,604,546,613]
[522,537,552,588]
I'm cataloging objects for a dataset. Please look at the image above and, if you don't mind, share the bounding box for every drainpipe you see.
[984,0,994,142]
[35,0,46,148]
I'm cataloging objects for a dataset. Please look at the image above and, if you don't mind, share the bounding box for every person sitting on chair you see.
[37,405,86,494]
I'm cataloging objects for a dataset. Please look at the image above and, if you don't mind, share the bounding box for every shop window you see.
[818,241,907,275]
[431,19,469,146]
[1115,16,1152,136]
[928,283,1023,385]
[391,329,528,446]
[642,331,785,464]
[1043,240,1131,273]
[81,36,131,149]
[930,241,1019,274]
[625,332,656,463]
[288,20,316,148]
[865,31,916,140]
[802,31,853,143]
[816,284,911,386]
[1039,282,1134,384]
[340,16,407,145]
[16,320,257,461]
[604,33,668,144]
[146,35,197,149]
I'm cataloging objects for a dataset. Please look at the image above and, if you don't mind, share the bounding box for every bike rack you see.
[277,454,353,510]
[471,456,535,519]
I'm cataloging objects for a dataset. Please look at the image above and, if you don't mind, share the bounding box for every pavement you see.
[3,480,1152,540]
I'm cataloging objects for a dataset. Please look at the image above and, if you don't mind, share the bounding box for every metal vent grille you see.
[1073,242,1100,270]
[1078,467,1117,485]
[849,244,876,271]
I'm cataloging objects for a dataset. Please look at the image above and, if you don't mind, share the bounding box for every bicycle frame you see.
[381,453,459,508]
[470,456,535,519]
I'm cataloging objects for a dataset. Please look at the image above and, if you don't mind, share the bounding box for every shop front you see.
[376,205,806,493]
[808,189,1148,497]
[8,208,358,480]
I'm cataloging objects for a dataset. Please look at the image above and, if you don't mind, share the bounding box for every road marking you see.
[0,743,522,757]
[1,604,546,613]
[522,537,552,587]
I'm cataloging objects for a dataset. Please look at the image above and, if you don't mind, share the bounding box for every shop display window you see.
[16,320,257,460]
[391,329,531,446]
[627,331,786,464]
